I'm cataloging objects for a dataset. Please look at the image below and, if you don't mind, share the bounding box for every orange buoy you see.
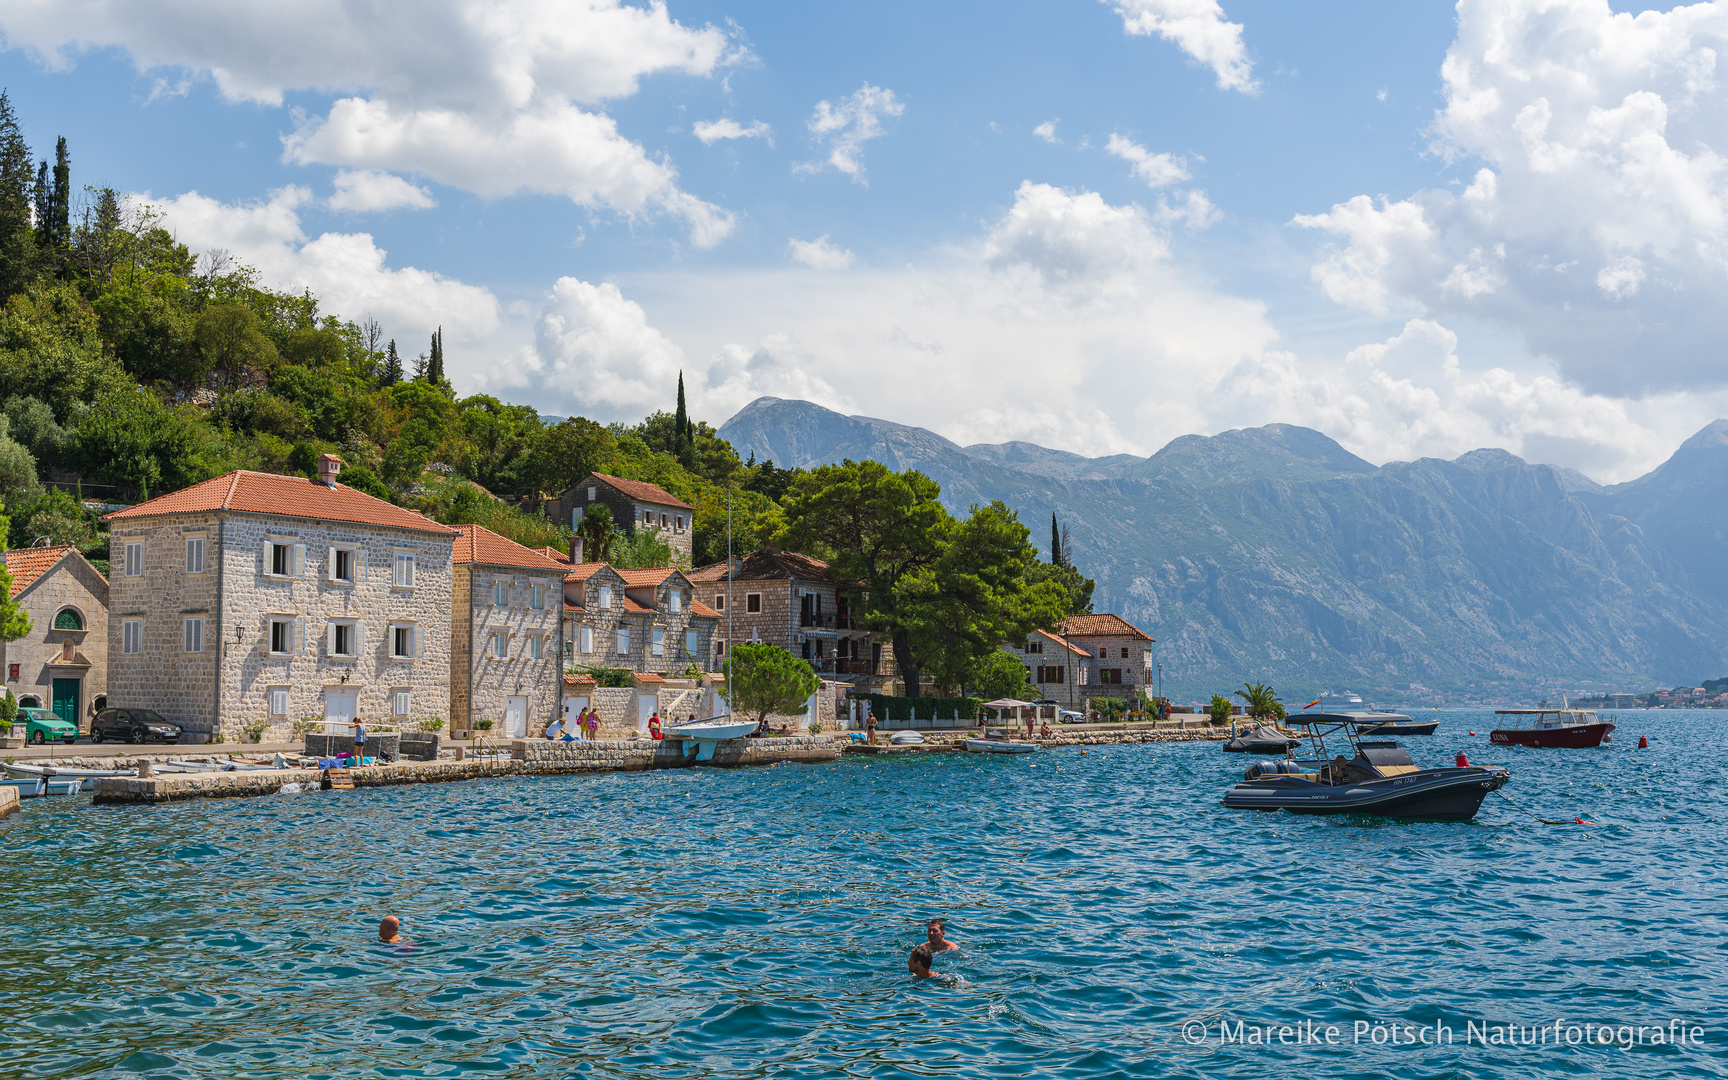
[1638,735,1648,748]
[1468,731,1476,736]
[1455,753,1470,767]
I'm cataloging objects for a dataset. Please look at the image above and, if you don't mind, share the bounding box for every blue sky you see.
[2,1,1724,481]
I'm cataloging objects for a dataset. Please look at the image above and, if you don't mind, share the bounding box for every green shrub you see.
[569,665,633,688]
[242,716,269,743]
[859,693,983,722]
[419,718,445,733]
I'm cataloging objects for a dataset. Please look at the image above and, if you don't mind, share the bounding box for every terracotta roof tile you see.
[102,470,459,535]
[622,597,656,614]
[1,545,75,598]
[452,524,571,572]
[564,562,611,584]
[1033,627,1091,656]
[590,472,692,511]
[564,602,586,613]
[689,549,845,585]
[533,545,574,564]
[633,672,666,684]
[690,600,721,618]
[1059,614,1154,642]
[564,673,596,686]
[615,567,677,587]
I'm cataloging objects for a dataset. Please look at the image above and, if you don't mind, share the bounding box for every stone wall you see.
[106,513,223,736]
[304,732,402,761]
[5,553,109,731]
[515,734,841,770]
[453,560,563,738]
[0,784,17,819]
[564,567,716,676]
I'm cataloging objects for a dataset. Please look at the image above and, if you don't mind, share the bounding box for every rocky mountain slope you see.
[719,397,1728,702]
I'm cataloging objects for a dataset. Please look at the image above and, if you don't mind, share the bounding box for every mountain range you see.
[718,397,1728,704]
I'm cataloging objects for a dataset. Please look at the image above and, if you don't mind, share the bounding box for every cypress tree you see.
[0,92,38,298]
[427,326,444,384]
[49,136,68,258]
[1051,512,1063,567]
[674,371,691,461]
[32,160,47,243]
[381,339,403,385]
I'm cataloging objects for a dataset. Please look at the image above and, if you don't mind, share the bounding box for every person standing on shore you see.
[583,708,600,740]
[866,711,879,744]
[349,716,366,763]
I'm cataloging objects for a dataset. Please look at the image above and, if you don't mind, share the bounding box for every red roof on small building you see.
[564,562,612,584]
[633,672,666,684]
[688,548,848,585]
[616,567,678,587]
[533,545,574,565]
[564,673,596,687]
[102,470,459,535]
[691,600,720,618]
[1,545,76,598]
[1032,627,1090,656]
[452,524,570,572]
[1058,614,1154,642]
[589,472,692,511]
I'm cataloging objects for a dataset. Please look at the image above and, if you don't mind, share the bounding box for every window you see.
[269,618,300,656]
[685,629,698,657]
[675,515,684,532]
[746,593,761,613]
[1121,647,1130,659]
[1098,648,1107,658]
[579,626,593,654]
[393,551,416,587]
[1025,640,1043,654]
[390,625,419,660]
[643,510,653,525]
[494,581,508,606]
[491,631,508,659]
[615,627,629,655]
[652,628,664,657]
[392,689,412,717]
[530,584,544,610]
[1098,668,1123,685]
[669,590,682,613]
[714,594,725,610]
[185,537,205,574]
[598,584,612,608]
[587,486,597,501]
[124,542,143,577]
[328,621,357,658]
[270,543,291,577]
[330,547,356,584]
[268,688,290,719]
[183,617,204,653]
[53,608,83,631]
[529,635,543,660]
[1037,665,1065,684]
[122,619,142,655]
[660,513,668,527]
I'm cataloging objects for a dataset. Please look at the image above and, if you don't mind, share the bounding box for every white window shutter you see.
[293,543,306,578]
[262,540,271,574]
[326,622,336,657]
[413,626,424,658]
[327,547,337,580]
[294,619,306,655]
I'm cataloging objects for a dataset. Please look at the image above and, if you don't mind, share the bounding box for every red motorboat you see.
[1489,709,1615,748]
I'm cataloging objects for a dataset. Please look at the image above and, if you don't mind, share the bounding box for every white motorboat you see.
[43,777,83,796]
[665,716,757,761]
[3,762,137,791]
[1,775,45,796]
[963,729,1037,755]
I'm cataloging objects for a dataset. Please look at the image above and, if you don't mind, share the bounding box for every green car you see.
[18,707,79,745]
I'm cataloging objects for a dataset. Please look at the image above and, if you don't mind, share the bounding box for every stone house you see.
[557,560,720,676]
[687,548,892,687]
[543,472,694,565]
[449,524,568,740]
[0,544,109,730]
[1003,627,1090,705]
[102,457,458,742]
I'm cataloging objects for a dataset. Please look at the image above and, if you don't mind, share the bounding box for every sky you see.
[3,0,1727,483]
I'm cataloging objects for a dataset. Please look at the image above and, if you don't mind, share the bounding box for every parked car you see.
[1029,699,1085,724]
[18,707,79,745]
[91,708,183,744]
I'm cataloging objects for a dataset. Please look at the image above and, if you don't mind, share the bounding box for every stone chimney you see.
[569,535,585,564]
[316,453,343,488]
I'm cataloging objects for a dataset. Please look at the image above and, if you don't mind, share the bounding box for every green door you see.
[52,678,80,728]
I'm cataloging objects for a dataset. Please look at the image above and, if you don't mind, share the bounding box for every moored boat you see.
[4,762,137,792]
[1222,720,1301,754]
[1351,714,1439,737]
[1,775,46,797]
[1221,715,1509,820]
[1489,709,1614,748]
[888,730,925,746]
[964,729,1037,754]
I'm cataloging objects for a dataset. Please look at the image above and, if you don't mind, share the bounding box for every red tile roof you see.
[1,545,75,598]
[452,524,571,572]
[564,562,612,584]
[1033,627,1091,656]
[590,472,691,511]
[633,672,666,684]
[564,602,586,614]
[622,596,656,614]
[102,470,459,535]
[688,548,846,585]
[533,545,574,565]
[564,673,596,686]
[1059,614,1154,642]
[616,567,677,587]
[691,600,720,618]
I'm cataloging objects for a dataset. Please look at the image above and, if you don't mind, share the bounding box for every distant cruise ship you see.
[1317,690,1365,711]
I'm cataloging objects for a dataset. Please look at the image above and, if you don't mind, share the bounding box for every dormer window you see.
[669,590,682,613]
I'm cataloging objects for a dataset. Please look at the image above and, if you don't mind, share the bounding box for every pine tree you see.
[1051,512,1063,567]
[413,350,428,381]
[0,92,38,298]
[381,339,403,385]
[49,136,69,264]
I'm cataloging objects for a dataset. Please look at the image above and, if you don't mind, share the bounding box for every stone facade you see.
[106,508,455,742]
[1,547,109,731]
[688,549,890,685]
[561,566,718,676]
[1002,616,1156,705]
[546,473,694,564]
[451,559,564,739]
[1003,628,1089,706]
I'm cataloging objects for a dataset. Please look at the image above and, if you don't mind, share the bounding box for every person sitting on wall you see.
[545,716,564,741]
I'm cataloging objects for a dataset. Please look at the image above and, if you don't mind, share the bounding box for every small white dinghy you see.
[888,730,925,746]
[963,729,1038,755]
[665,716,757,761]
[4,762,137,792]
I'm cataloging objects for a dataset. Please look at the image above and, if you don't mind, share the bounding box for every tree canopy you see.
[722,642,820,726]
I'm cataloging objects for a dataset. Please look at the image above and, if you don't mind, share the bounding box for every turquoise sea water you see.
[1,709,1724,1079]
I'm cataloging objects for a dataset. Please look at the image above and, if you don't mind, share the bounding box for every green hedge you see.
[568,665,634,688]
[859,694,985,722]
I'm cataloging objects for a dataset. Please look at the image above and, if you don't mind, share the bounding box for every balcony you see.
[799,612,857,630]
[809,657,877,676]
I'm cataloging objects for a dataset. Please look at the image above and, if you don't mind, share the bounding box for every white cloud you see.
[1106,133,1191,187]
[787,236,854,270]
[983,180,1169,292]
[1295,0,1728,395]
[497,278,688,416]
[1033,120,1060,143]
[1106,0,1257,93]
[799,83,904,182]
[1153,188,1221,230]
[693,118,772,145]
[326,169,435,212]
[2,0,739,247]
[143,185,500,350]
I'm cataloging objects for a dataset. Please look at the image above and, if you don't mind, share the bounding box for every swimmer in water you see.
[908,943,934,977]
[378,916,403,944]
[925,919,960,954]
